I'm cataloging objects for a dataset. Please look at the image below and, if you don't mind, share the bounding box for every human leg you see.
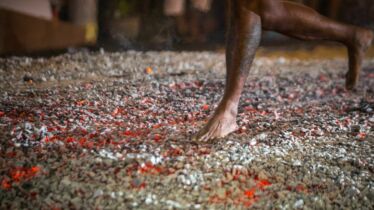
[194,0,262,141]
[257,0,373,89]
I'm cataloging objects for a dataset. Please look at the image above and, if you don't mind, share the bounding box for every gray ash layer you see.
[0,51,373,209]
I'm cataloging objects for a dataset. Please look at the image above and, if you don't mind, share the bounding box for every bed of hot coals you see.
[0,51,373,209]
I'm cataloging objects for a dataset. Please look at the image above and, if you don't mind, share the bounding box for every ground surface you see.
[0,49,373,209]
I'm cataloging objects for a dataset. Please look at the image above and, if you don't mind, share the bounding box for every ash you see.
[0,50,373,209]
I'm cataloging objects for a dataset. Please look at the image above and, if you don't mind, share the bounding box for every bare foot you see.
[193,110,238,142]
[346,28,373,90]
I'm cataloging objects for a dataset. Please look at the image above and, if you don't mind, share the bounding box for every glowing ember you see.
[257,179,272,189]
[202,104,210,111]
[0,51,372,209]
[153,134,163,142]
[1,178,11,190]
[1,166,41,190]
[145,67,154,74]
[139,163,163,175]
[244,188,256,198]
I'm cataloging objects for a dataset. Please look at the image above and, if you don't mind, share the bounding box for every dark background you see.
[1,0,373,55]
[96,0,374,50]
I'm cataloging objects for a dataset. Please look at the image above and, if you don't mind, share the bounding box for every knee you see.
[247,13,262,34]
[258,0,283,29]
[230,0,257,17]
[259,10,278,30]
[237,12,262,45]
[228,0,262,34]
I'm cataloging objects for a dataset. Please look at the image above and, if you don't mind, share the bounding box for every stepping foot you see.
[193,111,238,142]
[346,28,373,90]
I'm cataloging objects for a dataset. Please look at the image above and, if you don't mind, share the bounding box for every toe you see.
[346,82,355,91]
[194,122,220,142]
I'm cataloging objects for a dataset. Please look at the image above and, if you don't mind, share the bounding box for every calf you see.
[195,0,373,141]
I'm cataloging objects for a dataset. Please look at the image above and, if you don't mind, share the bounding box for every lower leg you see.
[194,4,262,141]
[259,0,373,89]
[346,30,373,89]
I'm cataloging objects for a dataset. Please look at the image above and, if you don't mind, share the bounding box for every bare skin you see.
[194,0,373,141]
[195,1,262,141]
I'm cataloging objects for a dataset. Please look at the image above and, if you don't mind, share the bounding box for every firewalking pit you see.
[0,51,373,209]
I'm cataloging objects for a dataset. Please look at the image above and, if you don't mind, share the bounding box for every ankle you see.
[353,27,373,49]
[217,102,238,116]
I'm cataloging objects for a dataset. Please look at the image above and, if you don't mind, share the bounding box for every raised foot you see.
[346,28,374,90]
[193,111,238,142]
